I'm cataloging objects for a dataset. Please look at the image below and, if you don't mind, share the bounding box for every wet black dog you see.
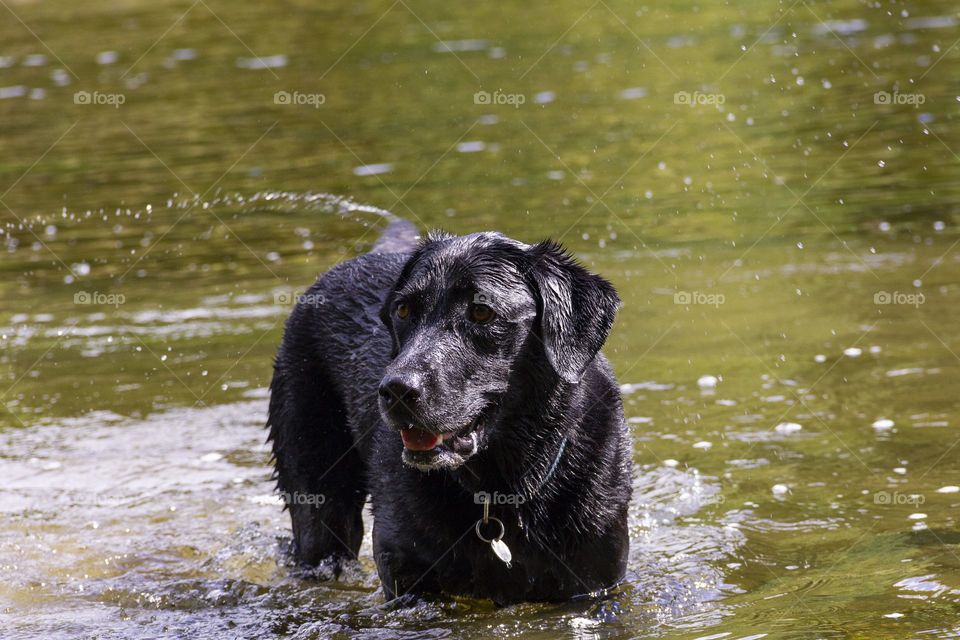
[267,218,631,604]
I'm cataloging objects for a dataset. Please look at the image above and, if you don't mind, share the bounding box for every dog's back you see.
[267,219,418,567]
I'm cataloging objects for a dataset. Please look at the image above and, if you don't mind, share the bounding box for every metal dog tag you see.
[490,538,512,567]
[476,502,512,568]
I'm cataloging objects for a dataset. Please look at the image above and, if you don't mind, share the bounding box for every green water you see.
[2,0,960,637]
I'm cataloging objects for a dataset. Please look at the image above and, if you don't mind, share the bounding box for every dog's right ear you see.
[524,240,620,384]
[379,230,451,356]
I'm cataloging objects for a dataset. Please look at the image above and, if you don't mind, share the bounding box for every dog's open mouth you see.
[399,420,482,470]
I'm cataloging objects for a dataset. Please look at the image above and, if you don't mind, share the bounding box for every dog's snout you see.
[379,373,422,407]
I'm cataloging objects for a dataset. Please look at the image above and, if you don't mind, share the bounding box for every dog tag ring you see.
[475,516,512,568]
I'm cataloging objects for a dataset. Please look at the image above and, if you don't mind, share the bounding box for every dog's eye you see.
[396,303,410,320]
[468,304,495,324]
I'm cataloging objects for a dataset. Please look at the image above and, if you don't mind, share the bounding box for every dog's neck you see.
[454,366,585,500]
[451,358,625,546]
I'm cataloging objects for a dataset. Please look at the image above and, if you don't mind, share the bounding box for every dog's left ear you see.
[379,287,401,358]
[525,240,620,384]
[379,251,422,358]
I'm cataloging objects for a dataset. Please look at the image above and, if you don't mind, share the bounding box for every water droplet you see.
[457,141,486,153]
[353,163,393,177]
[775,422,802,434]
[533,91,555,104]
[697,375,719,389]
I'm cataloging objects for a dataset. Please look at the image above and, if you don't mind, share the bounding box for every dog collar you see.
[519,434,568,502]
[539,436,567,490]
[475,435,568,569]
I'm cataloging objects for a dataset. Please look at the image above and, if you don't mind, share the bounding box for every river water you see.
[2,1,960,637]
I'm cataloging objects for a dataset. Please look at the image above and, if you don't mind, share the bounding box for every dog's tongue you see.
[400,427,441,451]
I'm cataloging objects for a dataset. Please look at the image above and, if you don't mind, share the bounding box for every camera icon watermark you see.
[473,292,494,305]
[874,91,925,108]
[873,491,925,505]
[474,490,525,506]
[73,90,126,108]
[74,291,125,307]
[674,290,725,308]
[674,91,725,107]
[874,291,924,308]
[473,90,526,108]
[274,90,326,109]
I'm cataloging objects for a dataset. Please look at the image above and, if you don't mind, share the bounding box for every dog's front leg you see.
[373,537,439,602]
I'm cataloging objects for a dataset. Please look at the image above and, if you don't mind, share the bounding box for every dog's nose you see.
[378,373,422,407]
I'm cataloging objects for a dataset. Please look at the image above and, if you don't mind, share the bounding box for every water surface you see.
[2,1,960,637]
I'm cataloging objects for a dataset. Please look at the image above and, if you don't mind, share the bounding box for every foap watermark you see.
[274,90,326,109]
[473,291,494,305]
[693,493,726,508]
[473,90,525,108]
[674,90,725,107]
[874,291,924,308]
[874,90,925,108]
[73,90,125,108]
[274,291,326,307]
[873,491,925,506]
[74,291,125,307]
[474,491,526,506]
[674,290,725,307]
[47,490,132,508]
[279,491,326,506]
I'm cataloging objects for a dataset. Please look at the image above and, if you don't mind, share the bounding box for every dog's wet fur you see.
[267,220,631,604]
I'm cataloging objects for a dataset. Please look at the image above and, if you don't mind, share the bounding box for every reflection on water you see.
[3,0,960,637]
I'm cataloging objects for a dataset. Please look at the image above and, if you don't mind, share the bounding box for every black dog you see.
[267,218,631,604]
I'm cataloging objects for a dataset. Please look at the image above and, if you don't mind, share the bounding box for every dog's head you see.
[378,230,619,471]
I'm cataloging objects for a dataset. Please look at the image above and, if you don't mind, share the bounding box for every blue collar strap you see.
[521,435,568,503]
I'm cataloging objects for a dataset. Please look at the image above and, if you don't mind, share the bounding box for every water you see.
[2,1,960,637]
